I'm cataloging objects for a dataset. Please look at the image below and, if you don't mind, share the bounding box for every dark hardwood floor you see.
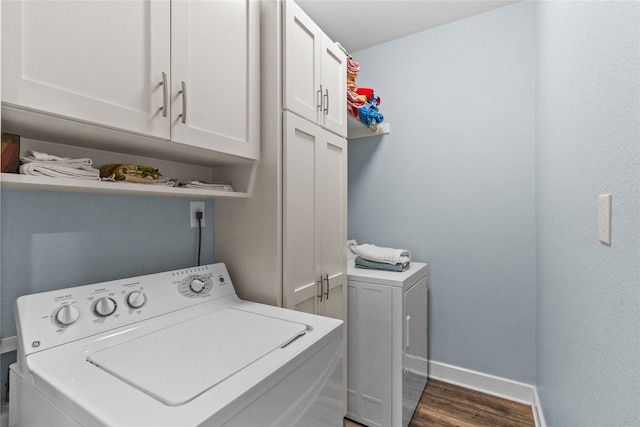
[344,378,535,427]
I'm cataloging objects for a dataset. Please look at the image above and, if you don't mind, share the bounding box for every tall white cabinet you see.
[2,0,260,161]
[283,112,347,319]
[214,0,348,412]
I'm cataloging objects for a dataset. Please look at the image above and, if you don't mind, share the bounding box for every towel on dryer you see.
[353,243,411,265]
[355,256,409,272]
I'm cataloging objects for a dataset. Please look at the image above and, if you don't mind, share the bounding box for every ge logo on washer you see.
[32,341,40,348]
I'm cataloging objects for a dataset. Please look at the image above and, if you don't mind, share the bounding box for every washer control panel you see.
[178,274,214,297]
[14,263,235,356]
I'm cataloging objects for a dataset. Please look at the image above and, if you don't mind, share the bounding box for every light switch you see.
[598,194,611,245]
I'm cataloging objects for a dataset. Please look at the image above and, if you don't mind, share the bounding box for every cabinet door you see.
[283,112,322,315]
[319,34,347,138]
[283,112,347,317]
[1,1,170,139]
[283,0,346,137]
[171,0,260,160]
[319,130,347,321]
[283,0,322,124]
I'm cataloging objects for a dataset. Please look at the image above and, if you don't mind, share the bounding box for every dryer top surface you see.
[347,258,427,286]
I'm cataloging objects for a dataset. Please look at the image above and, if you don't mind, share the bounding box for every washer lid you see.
[87,308,307,406]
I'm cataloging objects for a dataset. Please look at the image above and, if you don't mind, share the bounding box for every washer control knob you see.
[56,305,80,325]
[127,291,147,309]
[94,297,117,317]
[189,279,206,293]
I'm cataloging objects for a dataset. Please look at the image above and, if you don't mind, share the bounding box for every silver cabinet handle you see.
[323,274,329,299]
[323,88,329,115]
[317,277,323,302]
[179,81,187,124]
[317,84,323,111]
[159,72,168,117]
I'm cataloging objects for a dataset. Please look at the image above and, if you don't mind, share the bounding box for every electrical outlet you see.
[190,201,205,228]
[598,194,611,244]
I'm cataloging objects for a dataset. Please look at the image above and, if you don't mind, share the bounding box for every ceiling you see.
[296,0,517,53]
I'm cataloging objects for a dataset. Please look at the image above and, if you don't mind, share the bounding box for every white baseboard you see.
[531,385,547,427]
[428,360,546,427]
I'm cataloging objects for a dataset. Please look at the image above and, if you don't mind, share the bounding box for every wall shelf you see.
[347,115,390,139]
[0,173,251,199]
[0,136,257,199]
[347,122,390,139]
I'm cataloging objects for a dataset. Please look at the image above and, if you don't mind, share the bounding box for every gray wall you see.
[0,189,214,398]
[349,0,640,424]
[348,2,536,383]
[535,1,640,425]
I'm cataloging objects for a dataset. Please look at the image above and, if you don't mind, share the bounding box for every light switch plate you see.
[598,194,611,244]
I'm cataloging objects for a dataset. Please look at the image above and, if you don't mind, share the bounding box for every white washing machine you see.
[346,259,428,427]
[9,263,343,426]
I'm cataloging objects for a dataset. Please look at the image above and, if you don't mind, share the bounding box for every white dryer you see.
[9,263,343,426]
[346,259,428,427]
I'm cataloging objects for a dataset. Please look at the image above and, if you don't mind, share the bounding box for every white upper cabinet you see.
[2,0,260,161]
[283,0,347,138]
[319,34,348,138]
[2,1,171,140]
[171,1,260,159]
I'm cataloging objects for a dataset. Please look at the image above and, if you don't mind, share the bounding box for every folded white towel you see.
[19,150,100,180]
[20,162,101,180]
[354,243,411,265]
[21,150,93,166]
